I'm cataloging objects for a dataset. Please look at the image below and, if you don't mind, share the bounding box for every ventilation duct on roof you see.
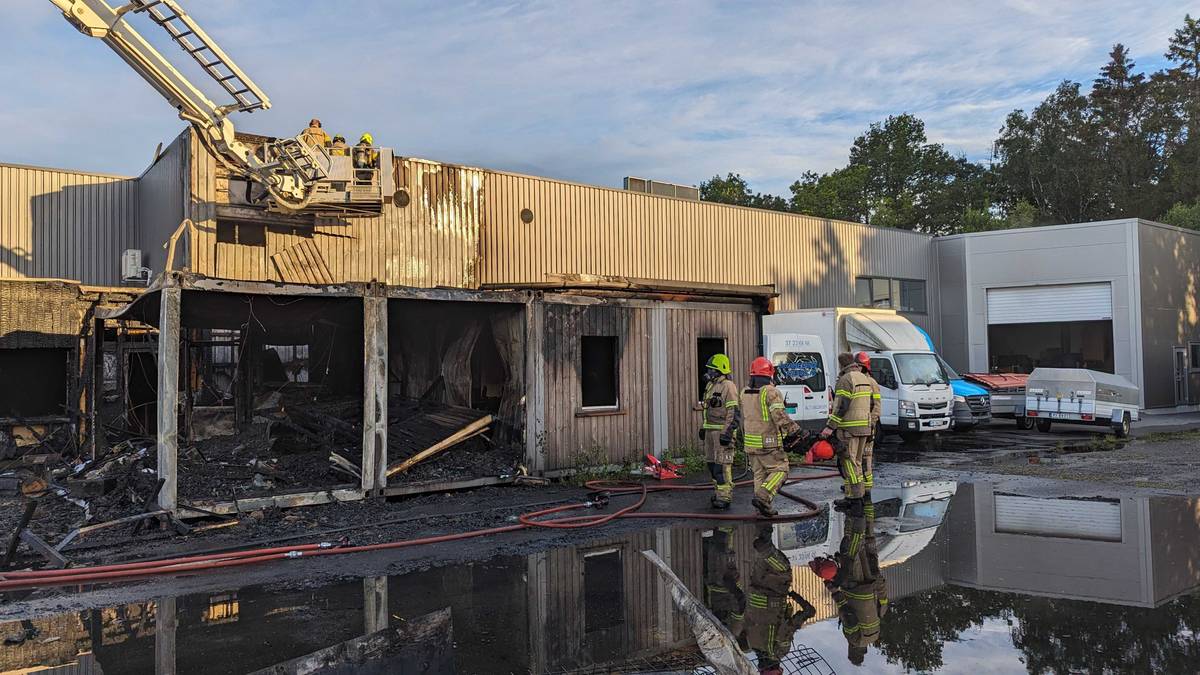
[623,176,700,201]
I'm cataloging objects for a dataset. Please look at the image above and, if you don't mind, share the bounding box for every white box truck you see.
[763,308,952,442]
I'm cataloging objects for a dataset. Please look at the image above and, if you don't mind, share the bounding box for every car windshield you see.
[895,353,949,385]
[937,355,961,380]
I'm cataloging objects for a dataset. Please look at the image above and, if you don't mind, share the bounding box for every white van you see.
[762,332,831,432]
[764,308,952,442]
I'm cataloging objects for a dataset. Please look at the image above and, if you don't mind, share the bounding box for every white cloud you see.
[0,0,1192,193]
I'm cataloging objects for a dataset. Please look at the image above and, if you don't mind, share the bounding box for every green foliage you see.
[1162,200,1200,229]
[699,173,790,212]
[563,446,632,486]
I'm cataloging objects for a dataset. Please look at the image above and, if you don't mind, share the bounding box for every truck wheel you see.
[899,431,923,445]
[1114,413,1130,438]
[1035,419,1052,433]
[1015,416,1035,431]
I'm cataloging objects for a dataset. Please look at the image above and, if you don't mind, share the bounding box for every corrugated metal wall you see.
[665,306,758,450]
[0,163,137,285]
[137,131,188,276]
[541,301,652,470]
[187,134,481,287]
[479,170,938,334]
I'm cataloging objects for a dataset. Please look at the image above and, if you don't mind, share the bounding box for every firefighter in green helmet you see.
[697,353,740,509]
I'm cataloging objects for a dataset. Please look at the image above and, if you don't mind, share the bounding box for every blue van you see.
[915,328,992,430]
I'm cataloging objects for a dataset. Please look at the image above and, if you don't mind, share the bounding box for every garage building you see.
[936,219,1200,409]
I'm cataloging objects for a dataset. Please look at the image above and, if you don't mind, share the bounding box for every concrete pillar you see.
[157,286,181,513]
[361,291,388,493]
[154,595,177,675]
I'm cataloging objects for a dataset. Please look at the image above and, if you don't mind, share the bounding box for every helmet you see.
[359,133,374,144]
[855,351,872,370]
[309,118,322,127]
[749,356,775,378]
[809,439,835,461]
[809,557,838,581]
[332,134,346,143]
[705,353,731,375]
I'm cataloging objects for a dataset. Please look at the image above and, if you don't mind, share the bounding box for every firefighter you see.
[353,133,380,183]
[744,523,817,670]
[330,134,349,156]
[698,353,740,509]
[702,525,745,633]
[809,502,887,667]
[723,357,804,517]
[299,118,331,147]
[821,352,875,515]
[856,351,882,519]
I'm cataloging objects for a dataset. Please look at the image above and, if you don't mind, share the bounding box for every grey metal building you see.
[937,218,1200,409]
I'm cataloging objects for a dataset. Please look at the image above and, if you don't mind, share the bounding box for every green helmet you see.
[706,353,732,375]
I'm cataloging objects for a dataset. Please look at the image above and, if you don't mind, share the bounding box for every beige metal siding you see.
[137,131,188,277]
[188,134,481,287]
[541,301,652,470]
[0,163,137,285]
[479,170,938,336]
[1138,219,1200,407]
[666,306,759,450]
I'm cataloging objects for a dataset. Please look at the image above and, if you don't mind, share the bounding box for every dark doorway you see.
[583,548,624,633]
[128,351,158,435]
[696,337,727,399]
[987,320,1114,373]
[0,348,69,418]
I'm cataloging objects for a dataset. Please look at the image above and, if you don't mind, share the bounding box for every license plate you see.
[1046,412,1076,420]
[927,419,948,428]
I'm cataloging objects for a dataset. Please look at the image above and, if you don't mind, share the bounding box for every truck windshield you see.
[895,353,949,386]
[937,355,961,380]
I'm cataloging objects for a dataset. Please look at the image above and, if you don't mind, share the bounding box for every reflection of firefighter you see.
[809,496,888,667]
[697,354,740,509]
[744,524,817,673]
[702,525,745,633]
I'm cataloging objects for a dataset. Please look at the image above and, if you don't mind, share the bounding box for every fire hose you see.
[0,470,838,592]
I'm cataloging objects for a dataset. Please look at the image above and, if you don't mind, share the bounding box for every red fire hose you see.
[0,470,837,591]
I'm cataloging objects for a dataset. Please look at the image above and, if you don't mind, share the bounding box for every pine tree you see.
[1090,44,1158,217]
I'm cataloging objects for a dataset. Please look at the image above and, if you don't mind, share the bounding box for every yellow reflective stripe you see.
[842,590,875,601]
[764,472,786,491]
[843,625,860,635]
[702,423,725,429]
[760,389,769,421]
[769,403,785,410]
[767,555,788,572]
[859,620,880,630]
[828,414,843,423]
[837,420,870,427]
[837,391,873,398]
[724,400,738,407]
[848,532,862,557]
[872,394,881,399]
[842,459,859,482]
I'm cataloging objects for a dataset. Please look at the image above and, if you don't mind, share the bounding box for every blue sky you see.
[0,1,1189,195]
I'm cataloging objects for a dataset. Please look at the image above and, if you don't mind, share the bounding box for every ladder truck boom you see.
[47,0,324,211]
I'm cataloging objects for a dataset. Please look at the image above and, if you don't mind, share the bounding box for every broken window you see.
[0,348,69,418]
[583,548,624,632]
[581,336,618,408]
[215,220,266,246]
[696,337,726,399]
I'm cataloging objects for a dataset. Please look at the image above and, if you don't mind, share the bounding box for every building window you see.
[581,336,619,408]
[584,548,624,633]
[855,276,926,313]
[1191,343,1200,373]
[697,337,727,400]
[216,220,266,246]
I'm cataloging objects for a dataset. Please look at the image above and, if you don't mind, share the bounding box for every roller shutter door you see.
[994,495,1122,541]
[986,283,1113,324]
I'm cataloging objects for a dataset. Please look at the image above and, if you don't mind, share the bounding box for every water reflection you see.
[3,481,1200,673]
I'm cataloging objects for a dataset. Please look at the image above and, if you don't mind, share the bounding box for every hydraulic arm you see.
[47,0,324,210]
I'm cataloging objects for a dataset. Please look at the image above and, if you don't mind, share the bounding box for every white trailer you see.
[1024,368,1140,437]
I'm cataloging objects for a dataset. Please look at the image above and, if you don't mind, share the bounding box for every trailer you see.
[963,373,1032,429]
[1024,368,1140,437]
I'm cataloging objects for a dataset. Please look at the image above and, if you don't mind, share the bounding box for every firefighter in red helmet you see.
[723,356,805,517]
[855,351,882,519]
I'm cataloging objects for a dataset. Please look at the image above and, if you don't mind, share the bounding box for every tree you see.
[1162,200,1200,229]
[1091,44,1160,217]
[698,173,790,212]
[994,81,1108,224]
[1160,14,1200,206]
[788,166,869,223]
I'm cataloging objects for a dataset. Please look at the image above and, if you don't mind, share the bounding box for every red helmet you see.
[750,356,775,378]
[855,351,872,370]
[809,439,835,461]
[809,557,838,581]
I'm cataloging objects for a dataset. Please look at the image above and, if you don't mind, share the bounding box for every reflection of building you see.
[946,482,1200,607]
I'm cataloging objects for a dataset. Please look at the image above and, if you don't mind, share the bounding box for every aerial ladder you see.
[47,0,392,214]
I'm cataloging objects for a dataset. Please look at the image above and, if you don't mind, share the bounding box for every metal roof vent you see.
[623,176,699,201]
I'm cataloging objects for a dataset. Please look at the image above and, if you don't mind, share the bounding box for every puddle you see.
[3,481,1200,673]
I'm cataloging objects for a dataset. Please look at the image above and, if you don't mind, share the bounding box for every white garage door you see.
[987,283,1113,324]
[994,495,1122,541]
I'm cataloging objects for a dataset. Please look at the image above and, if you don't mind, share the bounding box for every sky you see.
[0,1,1190,196]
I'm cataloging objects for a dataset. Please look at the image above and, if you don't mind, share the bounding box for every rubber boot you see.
[832,497,853,513]
[710,496,731,510]
[752,497,778,518]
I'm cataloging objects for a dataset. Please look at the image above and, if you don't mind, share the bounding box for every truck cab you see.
[865,351,952,441]
[763,332,830,432]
